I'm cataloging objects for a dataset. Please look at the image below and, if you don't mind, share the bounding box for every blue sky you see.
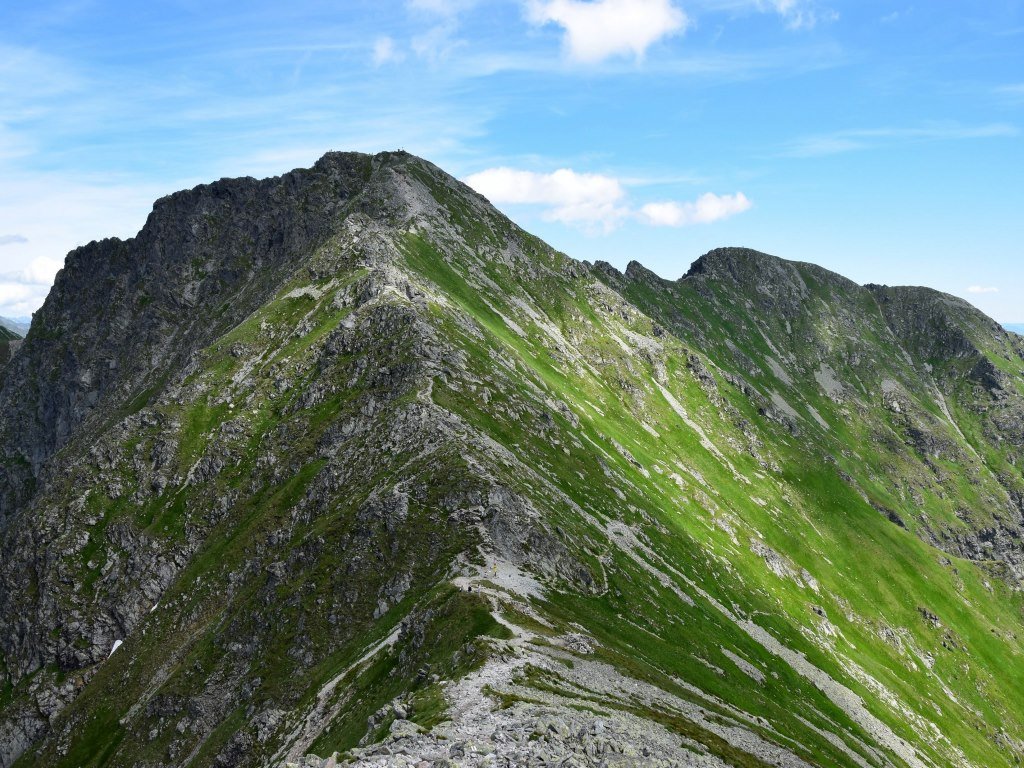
[1,0,1022,322]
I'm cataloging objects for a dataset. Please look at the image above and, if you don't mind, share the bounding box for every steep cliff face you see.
[0,153,376,510]
[2,152,1024,768]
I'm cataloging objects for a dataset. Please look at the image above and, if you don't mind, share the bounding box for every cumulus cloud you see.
[465,167,629,231]
[0,257,63,318]
[639,192,752,226]
[0,234,28,246]
[527,0,688,63]
[0,283,37,314]
[464,166,751,232]
[0,172,159,318]
[0,257,63,286]
[967,286,999,294]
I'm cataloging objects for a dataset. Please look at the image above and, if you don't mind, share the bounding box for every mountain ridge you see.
[2,150,1024,768]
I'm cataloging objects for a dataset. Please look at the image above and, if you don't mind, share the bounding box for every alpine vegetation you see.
[2,152,1023,768]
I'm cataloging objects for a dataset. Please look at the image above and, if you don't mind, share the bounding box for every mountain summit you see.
[2,151,1023,768]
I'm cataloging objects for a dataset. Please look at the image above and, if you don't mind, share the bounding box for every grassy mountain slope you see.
[2,152,1023,767]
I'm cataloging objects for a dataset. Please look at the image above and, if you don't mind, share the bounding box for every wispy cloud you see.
[411,20,467,61]
[764,0,837,30]
[693,0,837,30]
[994,83,1024,103]
[527,0,688,63]
[407,0,479,14]
[0,44,83,107]
[404,0,477,62]
[782,123,1018,157]
[464,166,751,232]
[0,234,28,246]
[967,285,999,294]
[372,36,405,66]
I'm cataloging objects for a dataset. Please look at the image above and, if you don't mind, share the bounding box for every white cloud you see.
[1,257,63,285]
[0,172,162,317]
[0,283,39,318]
[0,258,64,317]
[404,0,478,62]
[967,285,1000,294]
[0,234,28,246]
[639,192,752,226]
[465,167,629,231]
[406,0,474,62]
[465,166,752,232]
[372,36,404,66]
[527,0,688,63]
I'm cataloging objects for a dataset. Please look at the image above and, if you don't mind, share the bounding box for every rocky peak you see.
[684,246,860,293]
[623,260,663,283]
[0,153,400,471]
[682,246,788,281]
[867,283,1010,363]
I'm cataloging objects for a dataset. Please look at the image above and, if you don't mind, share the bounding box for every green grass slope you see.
[387,182,1024,766]
[2,153,1023,767]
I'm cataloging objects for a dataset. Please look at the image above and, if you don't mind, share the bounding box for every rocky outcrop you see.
[3,153,1024,768]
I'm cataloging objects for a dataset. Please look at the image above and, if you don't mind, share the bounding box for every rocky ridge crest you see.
[2,152,1024,768]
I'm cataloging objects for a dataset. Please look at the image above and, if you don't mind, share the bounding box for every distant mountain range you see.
[1006,323,1024,334]
[0,316,30,336]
